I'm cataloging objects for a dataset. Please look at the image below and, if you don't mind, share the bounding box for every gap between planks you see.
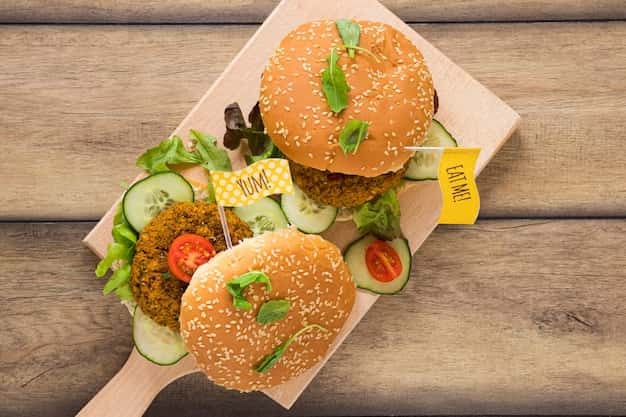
[1,0,625,24]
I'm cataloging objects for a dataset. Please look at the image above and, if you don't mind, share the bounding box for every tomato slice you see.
[365,240,403,283]
[167,234,216,283]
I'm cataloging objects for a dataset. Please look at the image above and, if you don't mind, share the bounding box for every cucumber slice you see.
[123,171,194,232]
[281,184,338,234]
[344,234,412,295]
[404,119,458,181]
[233,197,289,236]
[133,306,187,366]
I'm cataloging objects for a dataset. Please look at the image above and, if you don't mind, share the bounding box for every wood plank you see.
[1,22,625,220]
[1,0,625,23]
[2,219,626,416]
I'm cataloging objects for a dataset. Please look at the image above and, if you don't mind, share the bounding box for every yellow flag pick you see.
[437,148,481,224]
[210,158,294,207]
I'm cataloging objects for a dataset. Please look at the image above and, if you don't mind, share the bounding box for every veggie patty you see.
[130,201,253,331]
[288,159,407,208]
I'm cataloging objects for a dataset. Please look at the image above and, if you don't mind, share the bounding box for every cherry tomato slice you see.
[167,234,216,283]
[365,240,403,283]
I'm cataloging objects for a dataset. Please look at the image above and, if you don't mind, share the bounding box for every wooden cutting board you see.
[81,0,520,413]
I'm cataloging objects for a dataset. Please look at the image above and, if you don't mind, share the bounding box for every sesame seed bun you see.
[260,20,434,177]
[179,228,356,391]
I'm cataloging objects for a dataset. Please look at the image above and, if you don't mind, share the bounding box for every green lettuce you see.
[95,204,138,301]
[135,129,233,203]
[136,136,201,173]
[353,189,402,240]
[190,129,232,172]
[190,129,232,203]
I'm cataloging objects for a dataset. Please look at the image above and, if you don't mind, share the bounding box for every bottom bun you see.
[180,228,356,391]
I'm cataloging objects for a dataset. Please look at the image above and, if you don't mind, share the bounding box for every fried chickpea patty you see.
[130,201,252,331]
[288,160,407,208]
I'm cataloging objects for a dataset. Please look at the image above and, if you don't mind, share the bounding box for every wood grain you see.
[1,0,625,23]
[1,22,625,221]
[3,219,626,416]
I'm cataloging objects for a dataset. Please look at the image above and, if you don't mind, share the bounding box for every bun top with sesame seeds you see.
[260,20,434,177]
[179,228,356,392]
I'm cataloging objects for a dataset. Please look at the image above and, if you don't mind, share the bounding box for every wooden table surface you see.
[1,1,625,416]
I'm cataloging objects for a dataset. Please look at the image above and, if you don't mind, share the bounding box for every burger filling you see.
[288,159,407,208]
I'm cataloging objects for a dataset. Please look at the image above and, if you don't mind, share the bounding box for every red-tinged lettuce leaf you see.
[223,102,271,155]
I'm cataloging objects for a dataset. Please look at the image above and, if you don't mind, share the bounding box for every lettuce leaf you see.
[189,129,232,202]
[190,129,232,172]
[103,264,131,295]
[95,242,128,277]
[114,284,135,301]
[223,102,271,155]
[136,136,201,173]
[95,204,138,302]
[353,189,402,240]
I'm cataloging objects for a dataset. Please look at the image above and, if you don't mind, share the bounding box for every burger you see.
[259,19,435,208]
[180,228,356,391]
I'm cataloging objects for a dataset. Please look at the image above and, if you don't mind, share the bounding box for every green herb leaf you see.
[254,324,327,373]
[136,136,201,174]
[338,44,381,63]
[256,299,290,325]
[336,19,360,59]
[321,48,350,113]
[162,272,173,280]
[353,189,402,240]
[229,271,272,290]
[339,119,369,155]
[233,297,252,310]
[226,271,272,310]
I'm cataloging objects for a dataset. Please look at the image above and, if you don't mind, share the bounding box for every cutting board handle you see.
[75,348,197,417]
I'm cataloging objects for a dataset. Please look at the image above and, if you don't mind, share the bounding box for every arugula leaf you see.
[136,136,201,173]
[226,271,272,310]
[338,44,381,63]
[321,48,350,113]
[256,299,290,325]
[95,204,138,302]
[339,119,369,154]
[228,271,272,290]
[254,324,327,373]
[353,189,402,240]
[336,19,360,58]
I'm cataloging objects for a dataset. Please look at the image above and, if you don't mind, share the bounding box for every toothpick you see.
[403,146,447,151]
[217,205,233,249]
